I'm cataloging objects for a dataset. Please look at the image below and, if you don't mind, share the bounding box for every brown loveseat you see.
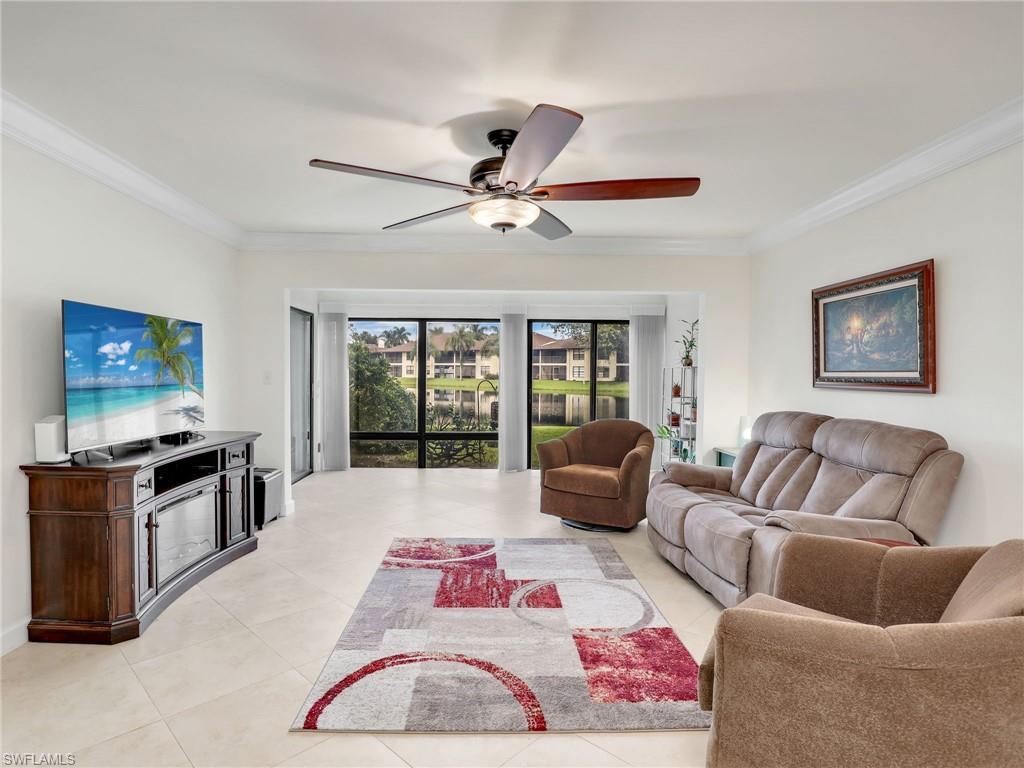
[701,534,1024,768]
[647,411,964,606]
[538,419,654,530]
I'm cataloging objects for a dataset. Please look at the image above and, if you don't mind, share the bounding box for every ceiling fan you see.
[309,103,700,240]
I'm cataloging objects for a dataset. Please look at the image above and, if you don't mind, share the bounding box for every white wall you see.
[235,252,752,504]
[0,139,240,652]
[748,144,1023,546]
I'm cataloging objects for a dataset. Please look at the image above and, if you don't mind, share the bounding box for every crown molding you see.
[748,96,1024,253]
[238,231,748,257]
[5,89,1020,258]
[1,90,244,247]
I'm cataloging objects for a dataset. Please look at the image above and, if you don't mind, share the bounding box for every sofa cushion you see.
[835,473,912,520]
[772,453,823,510]
[736,445,792,504]
[647,484,713,547]
[812,418,947,476]
[799,459,874,515]
[544,464,620,499]
[754,449,812,509]
[729,411,829,501]
[940,539,1024,623]
[717,500,768,517]
[752,411,832,450]
[683,504,759,589]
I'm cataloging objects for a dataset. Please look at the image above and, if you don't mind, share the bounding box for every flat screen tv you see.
[62,300,205,453]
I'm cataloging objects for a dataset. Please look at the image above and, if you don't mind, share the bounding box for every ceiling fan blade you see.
[498,104,583,191]
[382,202,473,231]
[527,206,572,240]
[530,178,701,201]
[310,159,483,195]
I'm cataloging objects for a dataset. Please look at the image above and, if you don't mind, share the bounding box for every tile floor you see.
[1,469,721,768]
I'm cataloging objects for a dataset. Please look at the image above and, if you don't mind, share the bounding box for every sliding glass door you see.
[348,319,500,468]
[528,320,629,467]
[289,308,314,482]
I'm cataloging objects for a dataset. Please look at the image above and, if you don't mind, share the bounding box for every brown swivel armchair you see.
[700,534,1024,768]
[537,419,654,531]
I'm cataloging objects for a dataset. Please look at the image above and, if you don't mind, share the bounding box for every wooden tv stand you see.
[20,430,261,644]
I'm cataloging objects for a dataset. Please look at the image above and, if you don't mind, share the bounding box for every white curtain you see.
[320,312,350,470]
[629,312,666,434]
[498,313,528,471]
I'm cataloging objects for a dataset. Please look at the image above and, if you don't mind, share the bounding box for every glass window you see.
[350,440,418,468]
[347,319,500,467]
[426,440,498,468]
[348,321,418,433]
[530,322,591,466]
[426,322,500,433]
[529,320,630,467]
[596,323,630,420]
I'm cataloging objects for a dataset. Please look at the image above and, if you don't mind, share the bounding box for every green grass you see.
[398,376,629,397]
[399,377,498,392]
[530,425,578,467]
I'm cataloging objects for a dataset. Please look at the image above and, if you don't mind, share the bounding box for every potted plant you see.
[676,319,699,367]
[671,382,682,398]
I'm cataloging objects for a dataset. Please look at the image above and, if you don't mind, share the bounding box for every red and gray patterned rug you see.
[292,537,711,732]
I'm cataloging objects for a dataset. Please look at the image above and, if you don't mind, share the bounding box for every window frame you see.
[526,319,629,469]
[349,318,500,468]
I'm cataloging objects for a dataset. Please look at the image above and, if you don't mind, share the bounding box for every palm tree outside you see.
[381,326,411,348]
[446,326,477,381]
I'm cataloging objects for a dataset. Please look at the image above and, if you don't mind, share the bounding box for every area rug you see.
[292,537,711,732]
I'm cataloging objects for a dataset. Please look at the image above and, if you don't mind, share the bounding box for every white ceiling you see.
[3,2,1022,239]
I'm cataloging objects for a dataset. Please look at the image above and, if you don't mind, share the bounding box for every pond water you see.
[405,386,630,431]
[421,387,499,430]
[532,393,629,425]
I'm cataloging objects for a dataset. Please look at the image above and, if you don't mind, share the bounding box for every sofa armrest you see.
[536,438,568,471]
[765,510,917,543]
[772,533,888,623]
[707,607,1024,768]
[664,462,732,491]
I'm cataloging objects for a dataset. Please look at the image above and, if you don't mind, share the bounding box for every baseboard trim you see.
[2,617,30,655]
[282,499,296,517]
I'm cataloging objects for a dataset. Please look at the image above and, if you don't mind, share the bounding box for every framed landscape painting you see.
[812,260,935,392]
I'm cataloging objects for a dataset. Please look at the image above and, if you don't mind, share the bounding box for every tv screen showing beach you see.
[63,300,205,452]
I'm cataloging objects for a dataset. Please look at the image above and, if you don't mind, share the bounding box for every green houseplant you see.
[676,319,699,367]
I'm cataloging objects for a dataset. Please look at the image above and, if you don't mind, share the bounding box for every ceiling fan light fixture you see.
[468,196,540,232]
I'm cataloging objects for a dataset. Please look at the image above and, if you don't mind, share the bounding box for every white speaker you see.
[35,415,71,464]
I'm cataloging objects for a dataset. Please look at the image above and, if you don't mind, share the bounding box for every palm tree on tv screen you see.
[135,316,202,397]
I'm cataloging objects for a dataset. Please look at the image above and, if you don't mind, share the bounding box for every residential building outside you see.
[369,330,626,382]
